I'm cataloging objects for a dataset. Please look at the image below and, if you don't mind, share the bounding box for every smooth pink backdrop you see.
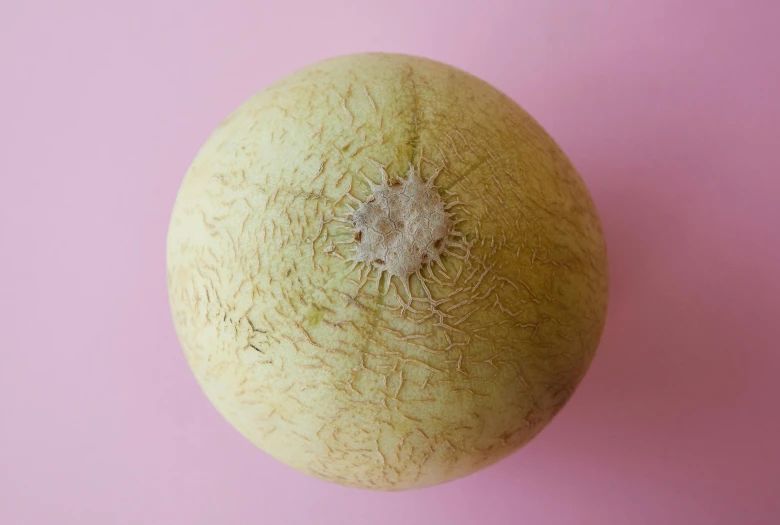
[2,1,779,524]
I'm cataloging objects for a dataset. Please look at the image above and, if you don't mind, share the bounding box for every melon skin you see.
[167,53,608,490]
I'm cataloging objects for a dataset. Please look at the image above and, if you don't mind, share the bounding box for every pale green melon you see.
[167,53,608,491]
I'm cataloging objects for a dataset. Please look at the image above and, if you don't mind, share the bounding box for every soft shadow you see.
[484,92,779,517]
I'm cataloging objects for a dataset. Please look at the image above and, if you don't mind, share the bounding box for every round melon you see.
[167,53,609,490]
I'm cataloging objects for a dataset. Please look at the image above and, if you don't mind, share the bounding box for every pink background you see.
[2,1,779,524]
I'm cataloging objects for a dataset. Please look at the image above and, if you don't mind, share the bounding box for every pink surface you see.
[2,1,779,523]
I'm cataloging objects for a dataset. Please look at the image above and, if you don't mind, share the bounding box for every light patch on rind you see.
[350,165,452,281]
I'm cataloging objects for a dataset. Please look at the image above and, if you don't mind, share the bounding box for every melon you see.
[167,53,608,490]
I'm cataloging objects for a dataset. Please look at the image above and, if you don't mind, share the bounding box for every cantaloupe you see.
[167,53,609,490]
